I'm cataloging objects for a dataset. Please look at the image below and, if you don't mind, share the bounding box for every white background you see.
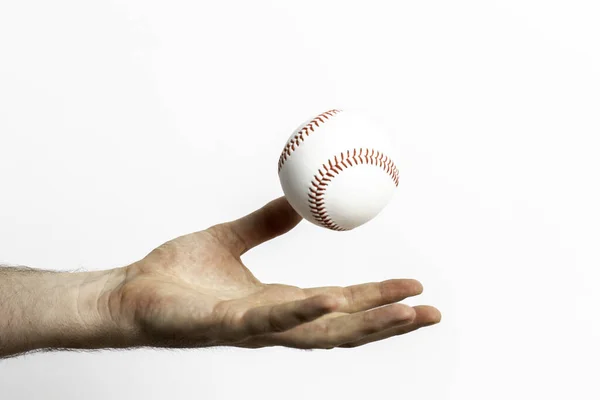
[1,1,599,399]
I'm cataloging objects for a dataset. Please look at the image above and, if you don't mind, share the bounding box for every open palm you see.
[111,198,440,349]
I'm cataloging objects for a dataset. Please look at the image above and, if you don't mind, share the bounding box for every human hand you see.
[106,197,441,350]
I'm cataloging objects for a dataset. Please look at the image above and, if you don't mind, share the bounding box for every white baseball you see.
[278,109,399,231]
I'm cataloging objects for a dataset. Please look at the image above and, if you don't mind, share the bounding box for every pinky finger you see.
[241,295,339,337]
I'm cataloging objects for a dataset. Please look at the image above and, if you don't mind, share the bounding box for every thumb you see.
[210,197,302,255]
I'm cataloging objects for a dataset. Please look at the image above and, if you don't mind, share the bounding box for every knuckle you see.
[266,306,288,333]
[291,308,313,325]
[379,281,394,302]
[217,306,248,341]
[207,223,248,254]
[319,329,341,350]
[269,316,287,333]
[361,325,380,336]
[205,224,228,242]
[344,286,358,306]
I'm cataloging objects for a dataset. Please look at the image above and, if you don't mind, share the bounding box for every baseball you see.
[278,109,399,231]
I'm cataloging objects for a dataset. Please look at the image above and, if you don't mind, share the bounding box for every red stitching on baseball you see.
[308,148,399,231]
[278,109,342,172]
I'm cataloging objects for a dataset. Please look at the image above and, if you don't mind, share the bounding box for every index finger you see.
[208,197,302,255]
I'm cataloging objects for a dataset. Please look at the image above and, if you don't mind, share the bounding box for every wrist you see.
[1,266,138,358]
[30,267,137,352]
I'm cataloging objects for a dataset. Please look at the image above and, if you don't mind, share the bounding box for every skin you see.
[0,197,440,358]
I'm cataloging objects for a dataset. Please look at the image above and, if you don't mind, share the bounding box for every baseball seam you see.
[308,148,399,231]
[277,109,342,172]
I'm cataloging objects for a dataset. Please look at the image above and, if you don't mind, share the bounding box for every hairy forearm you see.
[0,265,130,358]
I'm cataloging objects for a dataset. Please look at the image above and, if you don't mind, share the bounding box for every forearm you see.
[0,265,130,358]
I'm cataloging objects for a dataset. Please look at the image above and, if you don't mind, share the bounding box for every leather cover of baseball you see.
[278,109,399,231]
